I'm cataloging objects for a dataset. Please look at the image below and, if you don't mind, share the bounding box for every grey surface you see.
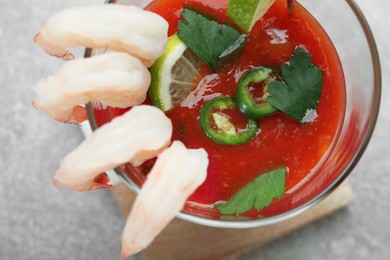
[0,0,389,259]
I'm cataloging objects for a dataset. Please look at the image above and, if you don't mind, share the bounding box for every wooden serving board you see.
[112,180,355,260]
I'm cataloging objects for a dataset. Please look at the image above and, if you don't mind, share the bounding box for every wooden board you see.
[112,181,355,260]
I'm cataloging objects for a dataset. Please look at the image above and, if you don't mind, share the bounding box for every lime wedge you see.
[149,34,204,111]
[227,0,276,33]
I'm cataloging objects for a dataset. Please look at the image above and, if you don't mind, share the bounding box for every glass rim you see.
[85,0,382,229]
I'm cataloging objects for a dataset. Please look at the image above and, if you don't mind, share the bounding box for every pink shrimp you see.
[33,51,150,124]
[53,105,172,192]
[34,5,168,67]
[121,141,209,257]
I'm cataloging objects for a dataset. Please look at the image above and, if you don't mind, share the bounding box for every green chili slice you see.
[200,97,258,145]
[236,67,277,119]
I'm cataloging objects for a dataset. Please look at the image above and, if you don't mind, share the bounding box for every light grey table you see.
[1,0,389,259]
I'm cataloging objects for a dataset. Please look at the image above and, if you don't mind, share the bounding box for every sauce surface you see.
[95,0,345,216]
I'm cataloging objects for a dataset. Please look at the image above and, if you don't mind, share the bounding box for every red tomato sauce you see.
[95,0,345,217]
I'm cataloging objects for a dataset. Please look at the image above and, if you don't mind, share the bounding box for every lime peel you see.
[149,35,191,111]
[227,0,276,33]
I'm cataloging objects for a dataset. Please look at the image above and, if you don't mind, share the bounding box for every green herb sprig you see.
[217,167,286,215]
[267,47,323,122]
[177,8,246,71]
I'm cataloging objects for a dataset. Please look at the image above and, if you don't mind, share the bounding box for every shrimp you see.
[121,141,209,257]
[34,5,168,67]
[53,105,172,192]
[33,51,151,124]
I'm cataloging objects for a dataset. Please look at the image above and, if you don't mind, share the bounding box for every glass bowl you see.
[85,0,381,228]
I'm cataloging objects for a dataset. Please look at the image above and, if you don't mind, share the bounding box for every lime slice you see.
[227,0,276,33]
[149,34,204,111]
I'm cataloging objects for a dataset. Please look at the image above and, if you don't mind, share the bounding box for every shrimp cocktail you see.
[33,0,371,257]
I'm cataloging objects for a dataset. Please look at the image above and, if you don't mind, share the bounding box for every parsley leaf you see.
[177,8,246,71]
[216,168,286,215]
[267,47,323,122]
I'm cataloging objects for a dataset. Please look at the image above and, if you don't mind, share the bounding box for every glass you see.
[86,0,381,228]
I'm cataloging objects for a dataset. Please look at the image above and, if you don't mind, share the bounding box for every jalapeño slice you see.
[236,67,277,119]
[200,97,258,145]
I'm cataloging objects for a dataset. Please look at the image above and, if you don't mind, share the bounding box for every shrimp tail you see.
[32,101,87,125]
[67,105,88,125]
[54,172,113,192]
[121,248,134,259]
[34,32,75,60]
[88,173,113,191]
[121,238,145,258]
